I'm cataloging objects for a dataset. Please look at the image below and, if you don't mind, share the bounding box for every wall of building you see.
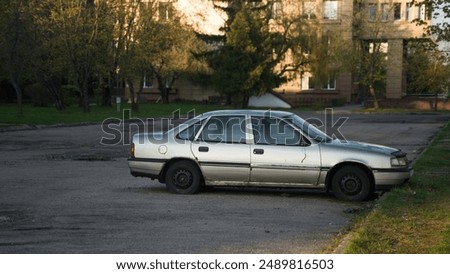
[128,1,430,106]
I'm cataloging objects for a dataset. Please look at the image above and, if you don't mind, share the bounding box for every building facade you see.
[132,0,430,106]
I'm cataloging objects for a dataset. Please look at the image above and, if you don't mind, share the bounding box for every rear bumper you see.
[127,158,165,180]
[373,167,413,190]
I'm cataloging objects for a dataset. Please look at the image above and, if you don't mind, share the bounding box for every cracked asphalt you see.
[0,110,448,253]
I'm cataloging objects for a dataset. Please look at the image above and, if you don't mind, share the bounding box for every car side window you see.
[199,116,246,144]
[251,117,306,146]
[176,120,203,141]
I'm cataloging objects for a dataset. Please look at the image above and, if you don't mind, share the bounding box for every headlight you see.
[391,157,407,167]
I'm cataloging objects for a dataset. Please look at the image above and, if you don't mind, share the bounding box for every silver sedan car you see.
[128,110,412,201]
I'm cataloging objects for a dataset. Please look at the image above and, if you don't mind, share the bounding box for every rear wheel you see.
[331,165,372,201]
[165,161,202,194]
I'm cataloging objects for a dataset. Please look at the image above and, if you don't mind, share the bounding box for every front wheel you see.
[165,161,202,194]
[331,165,372,201]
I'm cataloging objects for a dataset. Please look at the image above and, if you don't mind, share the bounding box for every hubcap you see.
[173,169,193,189]
[340,174,362,195]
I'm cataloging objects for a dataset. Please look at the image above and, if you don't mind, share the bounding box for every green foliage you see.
[0,0,203,112]
[0,0,35,115]
[61,85,80,107]
[205,1,321,108]
[419,0,450,42]
[0,103,224,126]
[26,83,53,107]
[406,41,450,94]
[208,2,275,107]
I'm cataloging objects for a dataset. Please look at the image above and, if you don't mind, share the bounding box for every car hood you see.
[327,139,399,155]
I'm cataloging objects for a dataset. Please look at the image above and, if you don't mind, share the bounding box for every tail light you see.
[130,143,135,158]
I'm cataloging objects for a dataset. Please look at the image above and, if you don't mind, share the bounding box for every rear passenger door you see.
[191,115,251,184]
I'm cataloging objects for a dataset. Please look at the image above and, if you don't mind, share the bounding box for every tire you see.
[331,165,372,201]
[165,160,202,194]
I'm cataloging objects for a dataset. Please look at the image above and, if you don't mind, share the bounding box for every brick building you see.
[131,0,430,106]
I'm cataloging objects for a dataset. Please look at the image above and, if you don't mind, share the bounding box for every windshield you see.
[289,114,333,143]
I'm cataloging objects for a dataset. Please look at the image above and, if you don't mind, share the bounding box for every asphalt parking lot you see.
[0,110,448,253]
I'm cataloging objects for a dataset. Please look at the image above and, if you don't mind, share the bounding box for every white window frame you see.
[322,0,338,20]
[143,75,153,88]
[302,1,317,20]
[321,78,336,90]
[406,2,414,21]
[381,3,389,21]
[368,3,377,21]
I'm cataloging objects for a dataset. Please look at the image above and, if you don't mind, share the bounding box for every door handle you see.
[198,146,209,152]
[253,148,264,155]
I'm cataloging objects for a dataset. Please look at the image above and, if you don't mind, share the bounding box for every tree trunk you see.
[47,86,65,111]
[226,94,232,106]
[241,93,250,109]
[369,85,379,109]
[102,75,112,107]
[156,76,170,104]
[41,75,65,111]
[11,80,23,117]
[434,92,438,111]
[77,72,91,113]
[81,79,90,113]
[127,78,139,112]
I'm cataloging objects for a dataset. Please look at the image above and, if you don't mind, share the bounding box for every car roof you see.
[201,109,294,118]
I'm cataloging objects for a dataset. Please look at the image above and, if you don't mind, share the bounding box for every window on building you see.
[369,42,388,54]
[418,3,431,20]
[406,2,414,21]
[271,0,283,19]
[301,73,315,90]
[302,1,316,19]
[394,3,402,20]
[143,75,153,88]
[381,3,389,21]
[322,0,338,20]
[368,4,377,21]
[159,1,173,21]
[321,77,336,90]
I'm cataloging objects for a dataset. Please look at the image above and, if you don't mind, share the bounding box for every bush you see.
[332,97,347,107]
[62,85,80,106]
[26,83,53,107]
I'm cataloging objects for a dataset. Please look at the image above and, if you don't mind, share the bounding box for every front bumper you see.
[373,166,413,190]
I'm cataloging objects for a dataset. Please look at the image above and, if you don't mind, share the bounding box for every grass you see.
[357,107,450,113]
[342,121,450,253]
[0,103,328,127]
[0,103,225,126]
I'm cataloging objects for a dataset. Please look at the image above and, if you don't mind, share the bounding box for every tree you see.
[209,3,275,107]
[29,1,71,111]
[417,0,450,42]
[119,0,204,107]
[406,41,450,111]
[35,0,112,113]
[202,0,321,108]
[102,0,142,108]
[0,0,33,116]
[337,1,391,109]
[145,5,204,104]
